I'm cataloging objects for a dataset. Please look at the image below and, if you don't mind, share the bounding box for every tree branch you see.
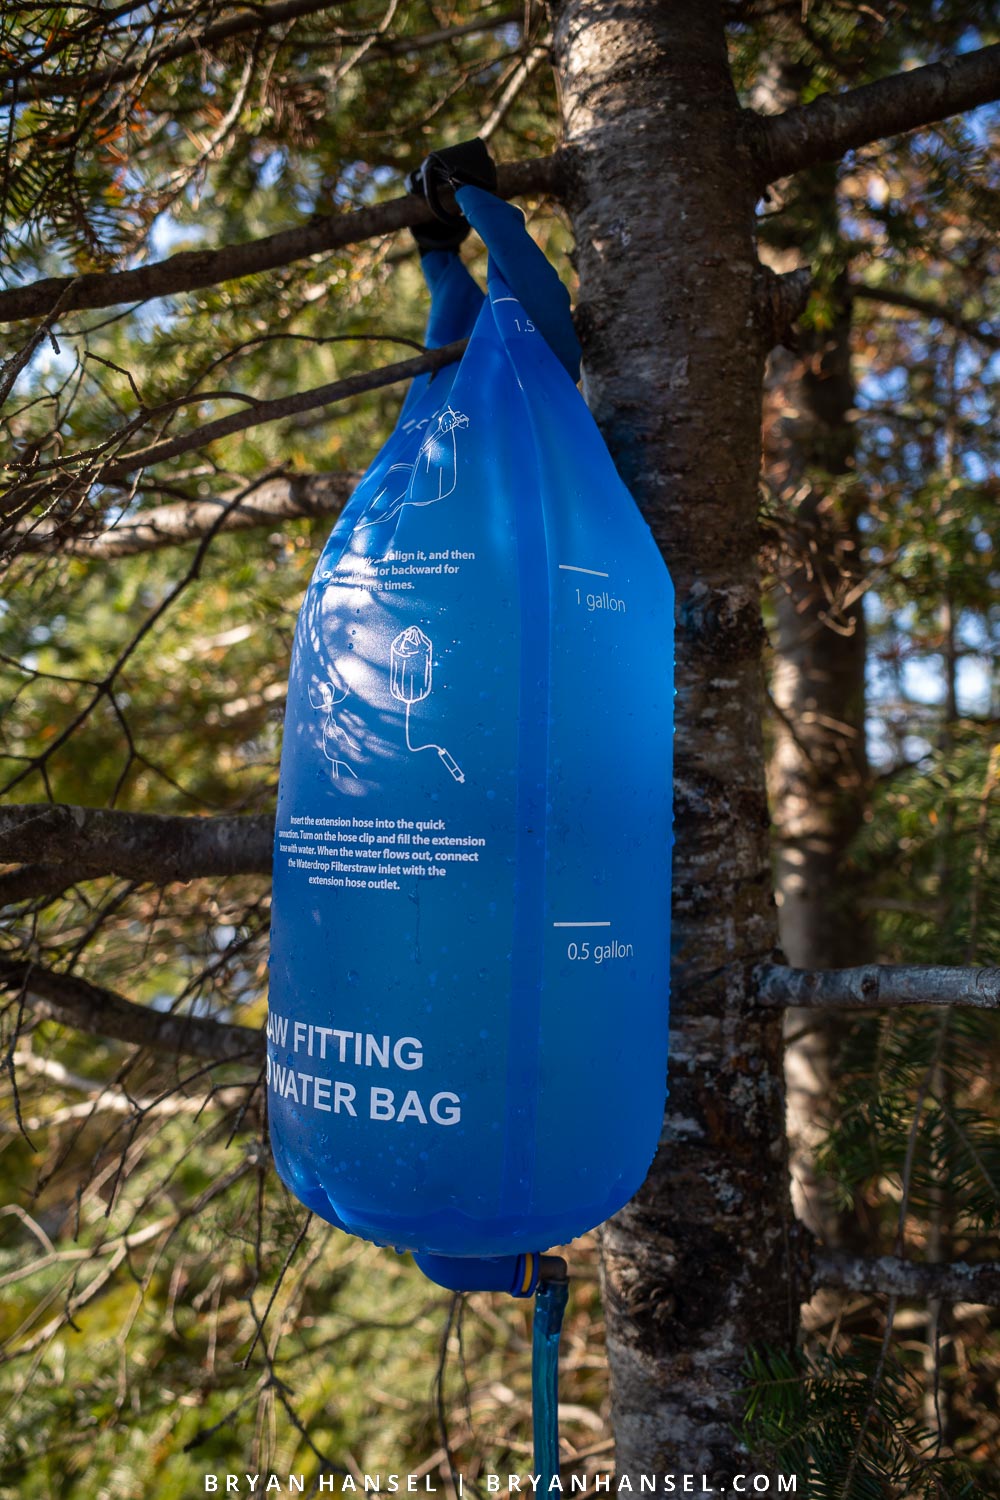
[0,805,273,885]
[754,962,1000,1011]
[0,865,103,908]
[9,471,360,558]
[98,344,466,482]
[0,5,523,106]
[758,264,813,348]
[4,345,462,518]
[752,43,1000,183]
[0,156,562,326]
[0,960,261,1063]
[813,1248,1000,1305]
[0,0,347,107]
[12,1049,254,1123]
[368,11,522,57]
[852,283,1000,351]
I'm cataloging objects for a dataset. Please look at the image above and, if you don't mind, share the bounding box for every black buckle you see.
[406,138,497,251]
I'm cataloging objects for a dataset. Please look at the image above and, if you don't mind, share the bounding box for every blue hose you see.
[532,1274,569,1486]
[413,1251,568,1483]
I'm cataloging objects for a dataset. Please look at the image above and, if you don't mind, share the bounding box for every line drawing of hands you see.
[309,679,360,779]
[355,406,469,529]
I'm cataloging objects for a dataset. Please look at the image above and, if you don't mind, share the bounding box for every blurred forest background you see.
[0,2,997,1496]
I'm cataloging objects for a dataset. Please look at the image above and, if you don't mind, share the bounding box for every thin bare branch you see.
[480,42,550,141]
[754,962,1000,1011]
[374,10,522,57]
[813,1249,1000,1306]
[2,1161,254,1359]
[98,342,467,481]
[10,1050,253,1127]
[0,0,348,107]
[3,347,464,532]
[0,961,261,1062]
[0,6,524,107]
[1,484,283,792]
[852,283,1000,352]
[9,471,359,558]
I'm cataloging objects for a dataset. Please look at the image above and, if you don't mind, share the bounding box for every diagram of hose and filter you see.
[389,627,465,783]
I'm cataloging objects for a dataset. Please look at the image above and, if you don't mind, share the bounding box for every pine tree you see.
[1,1,998,1491]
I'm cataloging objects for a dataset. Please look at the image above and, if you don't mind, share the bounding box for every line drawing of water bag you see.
[390,627,433,704]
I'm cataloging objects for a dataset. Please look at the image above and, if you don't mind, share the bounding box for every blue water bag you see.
[268,177,674,1288]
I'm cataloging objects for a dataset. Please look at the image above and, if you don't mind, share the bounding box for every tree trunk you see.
[765,285,868,974]
[552,0,798,1479]
[758,157,871,1250]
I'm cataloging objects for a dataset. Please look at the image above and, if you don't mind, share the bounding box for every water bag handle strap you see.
[454,184,582,383]
[406,139,582,382]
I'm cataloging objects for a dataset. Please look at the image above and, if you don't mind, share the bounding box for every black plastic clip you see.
[406,137,497,251]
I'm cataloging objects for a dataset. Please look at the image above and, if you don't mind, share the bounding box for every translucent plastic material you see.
[268,188,674,1258]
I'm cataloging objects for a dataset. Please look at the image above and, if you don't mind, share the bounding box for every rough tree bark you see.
[552,0,797,1478]
[0,803,273,880]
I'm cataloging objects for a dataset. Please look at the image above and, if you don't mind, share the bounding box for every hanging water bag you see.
[268,151,675,1294]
